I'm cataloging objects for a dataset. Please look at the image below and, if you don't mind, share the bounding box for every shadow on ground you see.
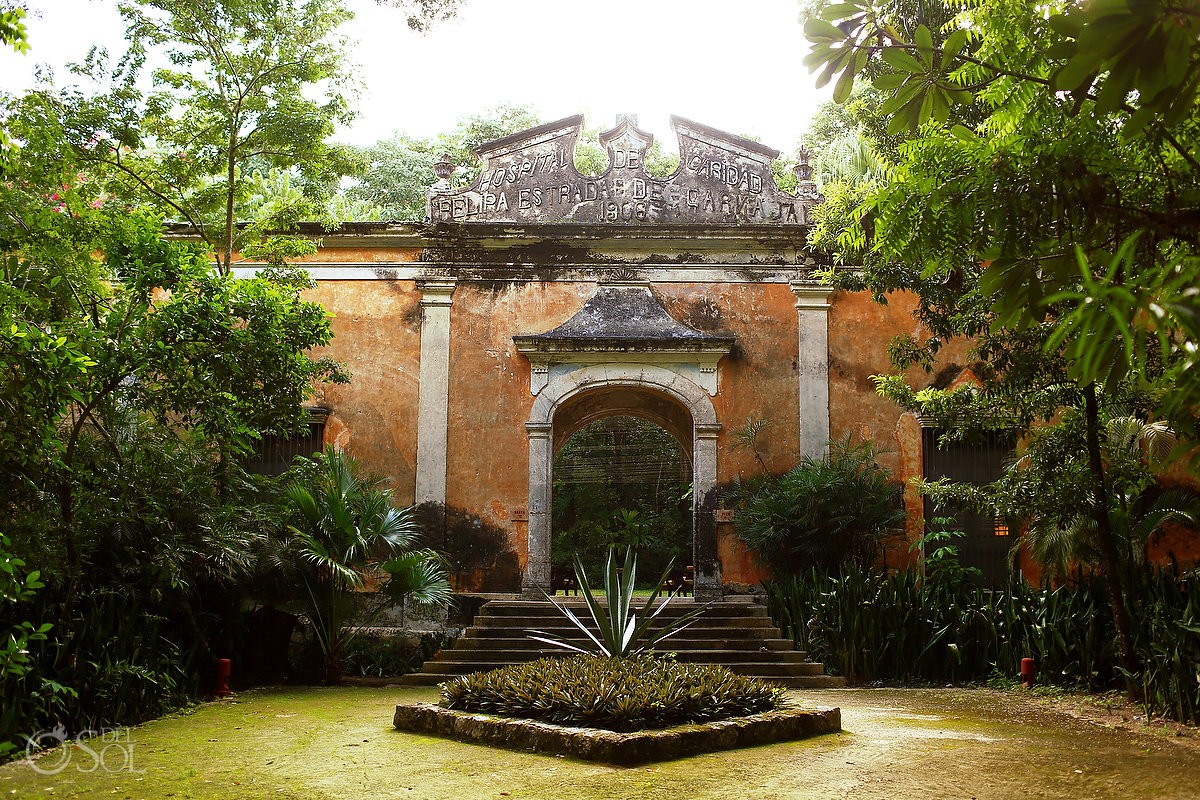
[2,686,1198,799]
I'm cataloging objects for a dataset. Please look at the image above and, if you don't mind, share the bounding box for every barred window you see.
[246,408,329,476]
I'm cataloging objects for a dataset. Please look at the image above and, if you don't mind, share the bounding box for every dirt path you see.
[1,686,1197,799]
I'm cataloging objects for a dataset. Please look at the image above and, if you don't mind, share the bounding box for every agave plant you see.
[527,546,709,658]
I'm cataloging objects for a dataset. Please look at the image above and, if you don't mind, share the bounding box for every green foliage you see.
[1002,415,1198,580]
[0,4,28,177]
[552,416,689,583]
[0,532,58,758]
[372,0,465,32]
[916,411,1200,582]
[764,564,1200,723]
[1,149,346,610]
[727,436,905,574]
[342,630,455,678]
[804,0,1200,443]
[439,654,788,732]
[529,547,708,659]
[2,587,199,760]
[347,104,543,220]
[1,424,282,760]
[912,517,982,589]
[0,110,348,750]
[345,132,440,221]
[0,7,27,53]
[802,0,1200,689]
[730,415,770,470]
[14,0,361,271]
[284,446,450,682]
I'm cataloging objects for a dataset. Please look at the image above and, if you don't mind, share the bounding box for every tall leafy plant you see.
[284,446,450,683]
[728,435,905,574]
[528,547,707,659]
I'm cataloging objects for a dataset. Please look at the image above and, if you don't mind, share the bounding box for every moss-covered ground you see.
[2,686,1198,799]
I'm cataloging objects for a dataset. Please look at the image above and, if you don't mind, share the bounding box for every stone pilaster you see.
[523,422,553,597]
[791,280,834,459]
[414,279,456,507]
[693,423,722,599]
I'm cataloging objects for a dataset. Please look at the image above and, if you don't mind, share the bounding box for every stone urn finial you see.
[794,146,819,198]
[432,152,454,187]
[794,147,814,183]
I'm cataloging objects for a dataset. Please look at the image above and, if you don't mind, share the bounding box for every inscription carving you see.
[427,114,821,225]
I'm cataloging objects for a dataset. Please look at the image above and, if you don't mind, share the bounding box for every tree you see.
[347,104,545,221]
[996,416,1199,580]
[0,116,347,601]
[727,436,906,573]
[1,125,351,738]
[802,0,1200,687]
[346,131,440,221]
[0,3,28,175]
[284,446,450,683]
[38,0,360,273]
[373,0,466,31]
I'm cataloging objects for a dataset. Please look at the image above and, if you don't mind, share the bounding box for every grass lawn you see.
[2,685,1198,799]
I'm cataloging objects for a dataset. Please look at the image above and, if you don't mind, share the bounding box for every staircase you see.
[401,597,846,688]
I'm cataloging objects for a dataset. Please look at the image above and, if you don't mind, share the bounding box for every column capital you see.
[525,422,553,439]
[418,278,457,307]
[695,423,722,440]
[790,280,834,310]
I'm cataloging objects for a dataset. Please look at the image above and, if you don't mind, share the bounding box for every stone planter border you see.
[393,703,841,765]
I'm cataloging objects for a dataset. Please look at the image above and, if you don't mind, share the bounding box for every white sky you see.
[1,0,831,155]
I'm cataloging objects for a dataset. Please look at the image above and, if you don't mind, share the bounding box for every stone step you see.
[469,614,778,629]
[453,636,800,652]
[461,625,787,640]
[399,671,846,689]
[418,658,829,676]
[433,649,817,665]
[402,598,842,691]
[479,600,768,617]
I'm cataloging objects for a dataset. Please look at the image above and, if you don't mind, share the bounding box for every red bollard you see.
[1020,657,1036,688]
[215,658,232,698]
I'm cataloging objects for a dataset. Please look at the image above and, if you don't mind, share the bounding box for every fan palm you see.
[285,446,449,682]
[1015,415,1200,580]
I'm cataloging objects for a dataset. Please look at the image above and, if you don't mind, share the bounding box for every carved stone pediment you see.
[513,281,734,396]
[427,114,820,226]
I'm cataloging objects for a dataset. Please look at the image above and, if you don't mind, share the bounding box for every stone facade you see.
[219,116,1001,594]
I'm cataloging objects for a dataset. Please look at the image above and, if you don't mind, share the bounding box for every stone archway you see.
[524,365,721,598]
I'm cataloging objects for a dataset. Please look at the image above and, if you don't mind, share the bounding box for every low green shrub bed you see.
[439,655,789,732]
[343,631,456,678]
[765,564,1200,724]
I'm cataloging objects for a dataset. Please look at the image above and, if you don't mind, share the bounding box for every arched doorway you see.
[525,364,721,598]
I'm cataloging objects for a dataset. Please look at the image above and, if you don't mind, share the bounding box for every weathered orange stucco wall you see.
[302,271,996,591]
[664,282,802,587]
[829,289,978,570]
[303,279,423,505]
[442,281,596,589]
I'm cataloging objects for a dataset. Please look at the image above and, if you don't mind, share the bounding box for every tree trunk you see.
[1082,383,1141,695]
[222,125,237,275]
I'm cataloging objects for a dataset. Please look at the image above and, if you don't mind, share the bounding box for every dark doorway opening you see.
[552,415,692,587]
[922,428,1016,586]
